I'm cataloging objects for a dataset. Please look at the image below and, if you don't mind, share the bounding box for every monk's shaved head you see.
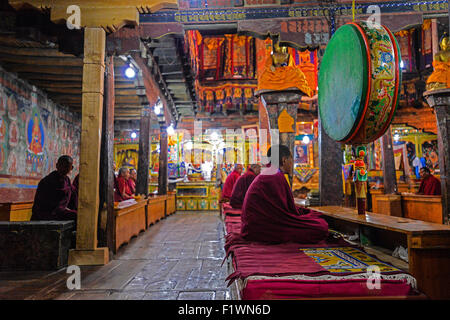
[267,145,293,174]
[267,145,291,163]
[250,164,261,175]
[56,155,74,176]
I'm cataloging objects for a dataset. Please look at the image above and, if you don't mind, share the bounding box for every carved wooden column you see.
[424,89,450,224]
[258,91,301,186]
[69,28,109,265]
[158,127,168,195]
[318,115,343,206]
[381,127,398,194]
[136,106,151,196]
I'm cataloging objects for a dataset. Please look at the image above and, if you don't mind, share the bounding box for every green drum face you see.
[318,22,401,145]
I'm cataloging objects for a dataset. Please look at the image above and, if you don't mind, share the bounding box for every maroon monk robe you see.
[68,174,79,210]
[114,176,133,202]
[222,170,241,199]
[31,170,77,221]
[127,178,136,195]
[418,175,441,195]
[240,170,328,244]
[230,168,257,209]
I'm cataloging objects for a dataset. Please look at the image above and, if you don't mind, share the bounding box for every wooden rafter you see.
[8,0,178,32]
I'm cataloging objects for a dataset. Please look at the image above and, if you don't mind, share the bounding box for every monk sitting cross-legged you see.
[221,164,243,202]
[417,167,441,196]
[229,164,261,209]
[114,167,134,202]
[240,145,328,244]
[31,155,77,221]
[128,168,137,195]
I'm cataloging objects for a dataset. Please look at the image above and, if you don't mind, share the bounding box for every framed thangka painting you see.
[295,122,314,166]
[294,142,309,165]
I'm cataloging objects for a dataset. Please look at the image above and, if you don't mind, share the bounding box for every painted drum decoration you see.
[318,22,401,145]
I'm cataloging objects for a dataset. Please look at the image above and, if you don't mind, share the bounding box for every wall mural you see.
[0,69,81,202]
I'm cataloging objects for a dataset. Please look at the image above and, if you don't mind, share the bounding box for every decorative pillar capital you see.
[424,89,450,108]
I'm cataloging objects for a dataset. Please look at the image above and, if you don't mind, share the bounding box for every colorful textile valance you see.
[195,80,258,113]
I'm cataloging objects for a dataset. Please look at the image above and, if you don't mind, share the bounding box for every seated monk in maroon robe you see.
[417,167,441,195]
[221,164,243,201]
[229,164,261,209]
[31,155,77,221]
[128,168,137,195]
[68,174,79,211]
[114,167,134,202]
[240,145,328,244]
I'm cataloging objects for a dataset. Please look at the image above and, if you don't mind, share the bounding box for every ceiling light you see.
[124,65,136,79]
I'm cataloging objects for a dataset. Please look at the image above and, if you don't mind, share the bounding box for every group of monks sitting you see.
[222,145,329,244]
[114,165,137,202]
[31,155,79,222]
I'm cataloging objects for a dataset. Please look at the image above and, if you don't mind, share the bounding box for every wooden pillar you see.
[381,127,398,194]
[158,127,168,195]
[259,91,301,185]
[69,28,109,265]
[318,115,343,206]
[136,106,151,196]
[99,55,115,254]
[424,89,450,224]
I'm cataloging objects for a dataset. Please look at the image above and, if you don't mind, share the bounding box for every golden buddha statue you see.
[270,43,290,70]
[257,42,314,97]
[426,35,450,91]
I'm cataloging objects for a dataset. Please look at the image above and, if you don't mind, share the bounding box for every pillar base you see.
[68,247,109,266]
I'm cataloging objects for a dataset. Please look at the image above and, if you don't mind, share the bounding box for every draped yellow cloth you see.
[426,60,450,89]
[257,54,314,97]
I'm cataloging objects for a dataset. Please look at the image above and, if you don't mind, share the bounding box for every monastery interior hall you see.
[0,0,449,303]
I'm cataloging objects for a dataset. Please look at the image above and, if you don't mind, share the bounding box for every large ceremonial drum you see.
[318,22,401,144]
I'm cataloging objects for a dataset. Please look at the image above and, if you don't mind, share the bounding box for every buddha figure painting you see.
[27,113,45,155]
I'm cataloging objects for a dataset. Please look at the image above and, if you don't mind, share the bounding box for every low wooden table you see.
[166,193,176,216]
[310,206,450,299]
[0,201,33,221]
[401,193,443,224]
[0,221,75,270]
[147,195,166,227]
[114,199,147,252]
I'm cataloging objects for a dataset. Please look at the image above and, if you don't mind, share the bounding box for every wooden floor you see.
[0,212,233,300]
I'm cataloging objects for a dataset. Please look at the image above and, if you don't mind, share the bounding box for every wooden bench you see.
[0,221,74,270]
[401,194,443,224]
[166,192,176,216]
[147,195,166,227]
[114,199,146,252]
[0,201,33,221]
[309,206,450,299]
